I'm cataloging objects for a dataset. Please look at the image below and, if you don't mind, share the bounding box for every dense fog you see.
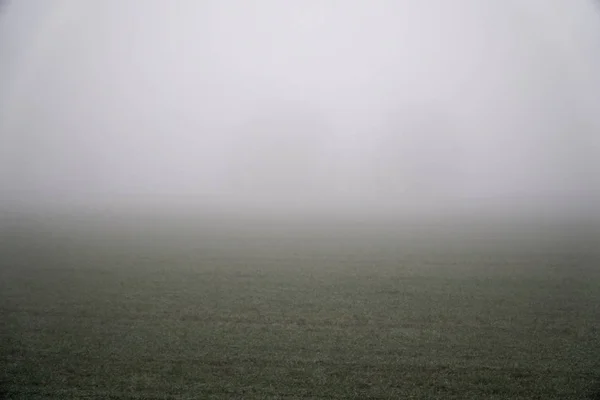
[1,0,599,219]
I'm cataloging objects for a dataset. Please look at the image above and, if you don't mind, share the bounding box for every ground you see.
[1,214,599,399]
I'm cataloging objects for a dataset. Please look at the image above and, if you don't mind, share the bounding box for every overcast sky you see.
[1,0,599,217]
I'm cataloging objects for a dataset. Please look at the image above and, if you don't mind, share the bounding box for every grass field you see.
[1,213,600,399]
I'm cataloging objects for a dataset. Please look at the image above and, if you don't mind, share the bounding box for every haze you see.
[1,0,599,220]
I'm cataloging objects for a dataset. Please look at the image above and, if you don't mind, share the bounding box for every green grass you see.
[1,216,599,398]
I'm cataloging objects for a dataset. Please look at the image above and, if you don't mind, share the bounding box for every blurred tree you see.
[227,102,332,208]
[370,104,465,207]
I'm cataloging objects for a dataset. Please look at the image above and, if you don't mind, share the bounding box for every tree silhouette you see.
[227,103,331,206]
[370,104,465,205]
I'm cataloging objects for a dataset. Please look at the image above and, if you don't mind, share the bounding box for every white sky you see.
[1,0,599,217]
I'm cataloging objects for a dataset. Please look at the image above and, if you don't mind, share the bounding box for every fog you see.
[1,0,599,220]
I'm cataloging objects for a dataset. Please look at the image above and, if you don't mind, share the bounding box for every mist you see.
[1,0,600,221]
